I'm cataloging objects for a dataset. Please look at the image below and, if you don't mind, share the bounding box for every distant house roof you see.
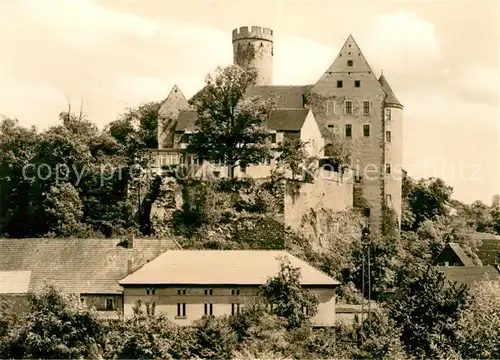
[438,266,500,288]
[0,238,181,294]
[175,109,311,132]
[120,250,340,287]
[0,271,31,294]
[433,242,476,267]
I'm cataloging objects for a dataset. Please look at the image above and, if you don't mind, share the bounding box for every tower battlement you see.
[232,26,273,42]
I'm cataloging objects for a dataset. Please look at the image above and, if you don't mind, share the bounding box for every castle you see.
[152,26,403,233]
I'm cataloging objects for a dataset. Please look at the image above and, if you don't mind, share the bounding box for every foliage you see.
[188,65,276,178]
[0,284,105,359]
[388,266,471,358]
[260,256,319,329]
[454,280,500,359]
[273,138,317,181]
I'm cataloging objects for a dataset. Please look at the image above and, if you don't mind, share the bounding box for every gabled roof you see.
[322,34,377,75]
[159,84,188,112]
[120,250,340,287]
[448,242,476,266]
[438,266,500,288]
[0,238,181,294]
[175,109,311,132]
[0,271,31,294]
[378,73,403,108]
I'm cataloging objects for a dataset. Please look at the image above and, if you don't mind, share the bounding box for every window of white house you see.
[231,289,240,295]
[385,108,392,121]
[363,101,371,115]
[176,303,186,318]
[345,124,352,138]
[344,100,353,115]
[146,288,156,296]
[177,289,187,295]
[231,303,241,316]
[363,124,370,137]
[204,303,213,316]
[385,131,392,143]
[105,298,114,311]
[386,163,391,174]
[204,289,213,296]
[326,100,335,115]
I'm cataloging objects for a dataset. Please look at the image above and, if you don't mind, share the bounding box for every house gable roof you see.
[0,238,181,294]
[119,250,340,287]
[434,242,476,267]
[175,109,311,132]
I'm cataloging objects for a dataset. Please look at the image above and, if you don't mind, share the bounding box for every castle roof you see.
[119,250,340,287]
[379,73,403,108]
[245,85,311,109]
[175,108,311,132]
[0,238,181,294]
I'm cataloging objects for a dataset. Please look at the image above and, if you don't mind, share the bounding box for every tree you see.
[454,280,500,359]
[388,266,470,358]
[0,285,105,359]
[273,138,316,180]
[402,172,454,231]
[188,65,276,178]
[260,256,319,329]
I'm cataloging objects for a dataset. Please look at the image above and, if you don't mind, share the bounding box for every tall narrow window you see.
[231,289,240,295]
[176,303,186,317]
[204,303,213,316]
[337,80,343,88]
[344,100,353,114]
[204,289,213,296]
[363,101,370,115]
[106,298,114,311]
[326,100,335,115]
[363,124,370,137]
[231,303,241,315]
[385,108,392,121]
[354,80,361,88]
[269,134,277,143]
[385,131,392,143]
[345,124,352,138]
[386,163,391,174]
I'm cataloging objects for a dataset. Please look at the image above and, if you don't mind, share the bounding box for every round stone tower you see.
[232,26,273,85]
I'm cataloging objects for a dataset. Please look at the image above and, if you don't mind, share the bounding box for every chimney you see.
[127,259,133,274]
[127,235,134,249]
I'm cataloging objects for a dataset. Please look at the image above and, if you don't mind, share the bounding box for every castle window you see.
[363,101,371,115]
[347,60,353,66]
[328,124,334,129]
[355,80,361,88]
[386,131,392,143]
[386,163,391,174]
[326,100,335,114]
[337,80,343,88]
[363,124,370,137]
[345,124,352,138]
[364,207,371,217]
[344,100,353,115]
[385,108,392,121]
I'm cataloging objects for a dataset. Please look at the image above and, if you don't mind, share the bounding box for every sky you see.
[0,0,498,204]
